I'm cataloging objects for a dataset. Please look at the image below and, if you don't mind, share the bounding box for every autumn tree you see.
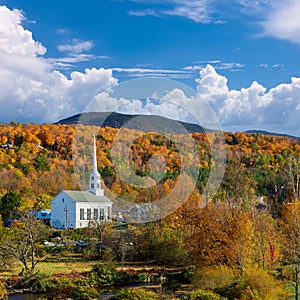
[252,211,279,270]
[280,202,300,300]
[287,156,300,201]
[185,201,255,274]
[88,220,113,258]
[217,161,257,213]
[0,214,54,275]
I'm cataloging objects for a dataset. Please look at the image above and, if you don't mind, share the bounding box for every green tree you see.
[33,153,50,172]
[0,191,22,222]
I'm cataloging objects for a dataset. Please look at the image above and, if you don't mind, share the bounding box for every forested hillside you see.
[0,122,299,212]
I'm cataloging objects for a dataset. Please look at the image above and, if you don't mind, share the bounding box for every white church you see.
[50,137,113,229]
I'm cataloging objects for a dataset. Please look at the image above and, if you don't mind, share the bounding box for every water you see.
[8,282,161,299]
[8,294,39,300]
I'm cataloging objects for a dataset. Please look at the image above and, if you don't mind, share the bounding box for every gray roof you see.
[62,190,113,204]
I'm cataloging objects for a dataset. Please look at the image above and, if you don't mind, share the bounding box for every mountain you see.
[244,130,299,140]
[56,112,299,139]
[56,112,206,134]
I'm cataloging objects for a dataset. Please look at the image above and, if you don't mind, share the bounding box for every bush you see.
[71,285,99,300]
[189,289,227,300]
[215,268,289,300]
[241,268,288,300]
[192,265,235,291]
[116,270,147,285]
[182,265,196,282]
[0,280,7,300]
[109,288,159,300]
[162,279,181,292]
[89,263,118,286]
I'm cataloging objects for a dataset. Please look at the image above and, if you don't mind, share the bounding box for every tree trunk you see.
[296,264,299,300]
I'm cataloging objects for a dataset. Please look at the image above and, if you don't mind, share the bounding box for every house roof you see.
[60,190,113,204]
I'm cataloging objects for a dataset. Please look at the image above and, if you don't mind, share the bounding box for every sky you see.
[1,0,300,135]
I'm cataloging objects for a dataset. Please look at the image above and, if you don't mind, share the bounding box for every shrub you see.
[71,285,99,300]
[0,280,7,300]
[189,289,227,300]
[109,287,159,300]
[162,279,181,292]
[192,265,235,291]
[241,268,289,300]
[215,268,289,300]
[89,263,118,286]
[182,265,196,282]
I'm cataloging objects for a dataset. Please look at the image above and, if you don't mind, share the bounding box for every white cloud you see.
[257,63,268,68]
[195,65,300,135]
[2,4,300,136]
[261,0,300,44]
[163,0,215,23]
[48,54,110,70]
[0,5,117,123]
[94,64,300,136]
[57,38,94,53]
[0,6,46,56]
[184,61,245,72]
[111,67,191,78]
[56,28,69,34]
[238,0,271,11]
[127,9,158,17]
[128,0,222,23]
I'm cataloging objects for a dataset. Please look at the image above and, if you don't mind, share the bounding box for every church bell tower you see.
[89,135,104,196]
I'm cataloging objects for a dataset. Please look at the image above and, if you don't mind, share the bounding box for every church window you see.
[80,209,85,220]
[94,209,98,220]
[97,184,100,188]
[62,198,64,203]
[91,176,94,180]
[91,183,94,189]
[107,207,111,220]
[100,208,105,221]
[87,208,92,220]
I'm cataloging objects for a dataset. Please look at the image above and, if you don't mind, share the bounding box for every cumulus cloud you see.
[2,4,300,136]
[196,65,300,135]
[0,6,46,56]
[0,5,117,123]
[88,64,300,136]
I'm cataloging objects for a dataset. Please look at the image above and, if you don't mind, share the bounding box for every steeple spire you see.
[93,134,98,173]
[89,135,104,196]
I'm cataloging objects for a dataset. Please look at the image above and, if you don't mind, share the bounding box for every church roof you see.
[61,190,113,204]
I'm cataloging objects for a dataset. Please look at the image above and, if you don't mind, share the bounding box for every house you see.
[30,210,51,224]
[50,136,113,229]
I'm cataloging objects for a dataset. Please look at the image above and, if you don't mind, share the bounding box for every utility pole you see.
[64,205,68,229]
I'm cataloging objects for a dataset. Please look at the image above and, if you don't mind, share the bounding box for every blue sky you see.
[1,0,300,135]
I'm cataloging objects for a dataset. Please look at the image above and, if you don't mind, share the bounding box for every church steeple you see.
[89,135,104,196]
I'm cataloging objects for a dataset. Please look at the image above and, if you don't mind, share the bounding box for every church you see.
[50,137,113,229]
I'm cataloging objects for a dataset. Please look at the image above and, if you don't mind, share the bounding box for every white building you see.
[50,137,113,229]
